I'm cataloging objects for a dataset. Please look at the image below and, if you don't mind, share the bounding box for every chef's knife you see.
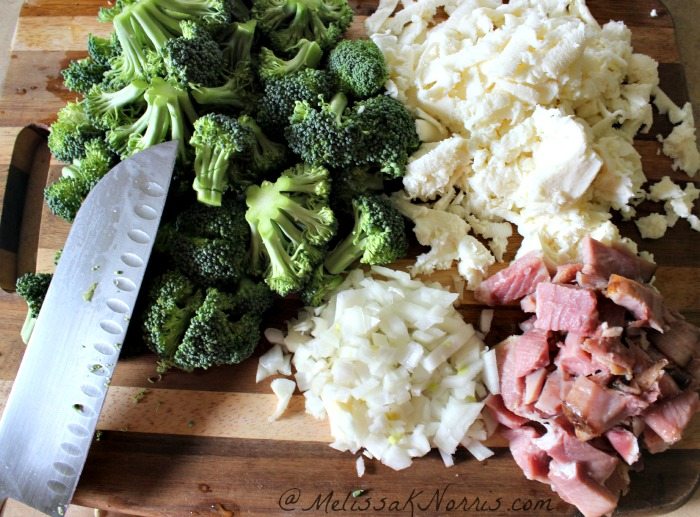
[0,140,178,516]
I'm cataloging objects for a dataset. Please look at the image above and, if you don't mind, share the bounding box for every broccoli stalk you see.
[102,0,233,82]
[190,63,258,109]
[84,79,149,129]
[106,77,197,161]
[257,39,322,82]
[252,0,352,54]
[190,113,253,206]
[245,163,336,295]
[324,194,408,274]
[218,19,257,70]
[15,273,53,344]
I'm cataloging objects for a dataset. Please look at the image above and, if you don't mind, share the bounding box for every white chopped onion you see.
[355,456,366,478]
[479,309,494,334]
[268,378,296,422]
[256,344,292,383]
[267,267,499,472]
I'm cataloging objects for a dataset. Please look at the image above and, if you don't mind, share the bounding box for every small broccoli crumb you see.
[73,403,84,413]
[351,489,366,498]
[83,281,98,302]
[95,430,103,441]
[187,419,196,428]
[132,388,149,403]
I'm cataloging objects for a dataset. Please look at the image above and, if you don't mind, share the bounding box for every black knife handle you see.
[0,124,50,292]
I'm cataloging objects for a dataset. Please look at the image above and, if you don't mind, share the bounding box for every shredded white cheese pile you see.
[265,266,499,471]
[367,0,700,285]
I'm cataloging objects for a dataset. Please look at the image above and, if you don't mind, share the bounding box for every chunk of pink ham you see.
[605,427,640,465]
[535,283,599,334]
[605,275,669,332]
[520,293,536,313]
[474,252,551,306]
[502,426,550,483]
[513,329,552,377]
[484,394,528,430]
[552,263,583,284]
[579,236,657,287]
[497,330,552,416]
[649,316,700,368]
[548,460,620,517]
[535,421,619,484]
[523,367,548,405]
[562,376,649,440]
[497,337,526,415]
[581,335,636,378]
[555,333,600,378]
[643,389,700,446]
[642,426,671,454]
[534,370,573,417]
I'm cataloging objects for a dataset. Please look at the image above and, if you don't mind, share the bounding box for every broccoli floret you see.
[285,91,357,168]
[165,20,227,87]
[352,95,420,178]
[15,272,53,344]
[257,39,322,82]
[44,139,116,222]
[327,38,388,99]
[47,101,104,163]
[301,264,343,306]
[245,163,336,295]
[175,278,273,370]
[61,58,110,95]
[324,193,407,274]
[256,67,333,134]
[252,0,352,54]
[87,33,122,66]
[157,198,251,286]
[217,19,257,71]
[330,165,385,218]
[84,79,149,129]
[190,62,258,111]
[106,77,198,161]
[142,270,204,359]
[237,114,288,177]
[142,270,273,371]
[190,113,254,206]
[102,0,233,82]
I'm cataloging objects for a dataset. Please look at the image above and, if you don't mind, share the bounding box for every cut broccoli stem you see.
[324,230,362,274]
[328,92,347,122]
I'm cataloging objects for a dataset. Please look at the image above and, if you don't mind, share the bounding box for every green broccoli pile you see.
[36,0,421,371]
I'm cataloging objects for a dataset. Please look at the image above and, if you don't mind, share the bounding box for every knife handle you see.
[0,124,50,292]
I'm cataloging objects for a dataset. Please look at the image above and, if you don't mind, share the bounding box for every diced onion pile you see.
[265,266,499,471]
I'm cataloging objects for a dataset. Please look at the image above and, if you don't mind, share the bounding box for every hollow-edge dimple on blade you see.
[0,141,178,517]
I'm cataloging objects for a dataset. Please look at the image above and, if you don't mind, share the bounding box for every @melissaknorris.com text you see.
[277,484,557,514]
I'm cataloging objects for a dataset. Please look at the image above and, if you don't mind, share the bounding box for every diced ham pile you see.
[478,237,700,517]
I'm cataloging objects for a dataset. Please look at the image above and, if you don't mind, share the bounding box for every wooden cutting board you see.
[1,1,699,515]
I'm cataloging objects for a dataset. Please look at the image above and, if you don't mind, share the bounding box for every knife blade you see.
[0,140,178,516]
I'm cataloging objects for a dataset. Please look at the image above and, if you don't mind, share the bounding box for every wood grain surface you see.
[0,1,699,515]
